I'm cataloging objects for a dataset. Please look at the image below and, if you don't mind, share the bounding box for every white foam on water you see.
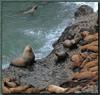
[23,29,35,36]
[23,29,45,39]
[59,2,98,12]
[2,63,10,70]
[35,2,99,59]
[35,19,72,59]
[2,56,10,69]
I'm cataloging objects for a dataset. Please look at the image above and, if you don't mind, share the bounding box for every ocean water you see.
[2,2,98,69]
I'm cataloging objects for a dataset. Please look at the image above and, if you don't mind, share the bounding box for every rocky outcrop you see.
[2,5,98,93]
[74,5,94,19]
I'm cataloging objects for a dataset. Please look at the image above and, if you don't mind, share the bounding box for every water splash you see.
[35,19,72,59]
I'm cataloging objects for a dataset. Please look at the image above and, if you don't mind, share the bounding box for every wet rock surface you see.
[2,5,98,93]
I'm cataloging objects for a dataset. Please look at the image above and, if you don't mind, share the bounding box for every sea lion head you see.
[23,45,34,57]
[22,45,35,63]
[81,31,89,38]
[34,5,38,10]
[23,45,33,53]
[63,39,72,48]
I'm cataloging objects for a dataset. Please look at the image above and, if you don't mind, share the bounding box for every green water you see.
[2,2,77,69]
[2,2,97,69]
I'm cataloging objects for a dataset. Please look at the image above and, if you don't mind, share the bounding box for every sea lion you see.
[11,57,28,67]
[63,39,72,48]
[80,52,98,60]
[3,77,20,88]
[55,51,69,62]
[17,5,38,15]
[83,33,98,44]
[72,71,97,81]
[71,54,84,68]
[63,37,81,48]
[88,66,98,72]
[2,86,11,93]
[9,85,30,93]
[47,85,69,93]
[82,60,97,69]
[80,40,98,48]
[81,65,98,72]
[66,86,81,93]
[10,45,35,67]
[4,81,18,88]
[23,87,46,93]
[81,31,89,38]
[80,45,98,52]
[22,45,35,63]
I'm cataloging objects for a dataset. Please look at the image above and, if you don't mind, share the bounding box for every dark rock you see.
[74,5,94,19]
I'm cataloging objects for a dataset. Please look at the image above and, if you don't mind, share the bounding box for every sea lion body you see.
[47,85,68,93]
[22,45,35,61]
[24,87,45,93]
[83,60,97,69]
[66,86,81,93]
[11,57,26,67]
[10,45,35,67]
[10,85,29,93]
[63,37,80,48]
[89,66,98,72]
[81,31,89,38]
[55,51,68,62]
[63,40,72,48]
[84,46,98,52]
[72,71,97,81]
[83,33,98,44]
[3,86,11,93]
[4,81,18,88]
[71,54,84,68]
[3,77,20,88]
[17,5,38,15]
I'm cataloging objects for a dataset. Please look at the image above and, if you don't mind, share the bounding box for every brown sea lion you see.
[81,31,89,38]
[23,87,46,93]
[47,85,69,93]
[72,71,97,81]
[88,66,98,72]
[80,45,98,52]
[80,60,97,68]
[4,81,18,88]
[83,33,98,44]
[9,85,30,93]
[71,54,84,68]
[82,60,97,69]
[3,77,20,88]
[2,86,11,93]
[22,45,35,64]
[81,65,98,72]
[80,41,98,49]
[10,45,35,67]
[11,57,28,67]
[66,86,81,93]
[80,52,98,59]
